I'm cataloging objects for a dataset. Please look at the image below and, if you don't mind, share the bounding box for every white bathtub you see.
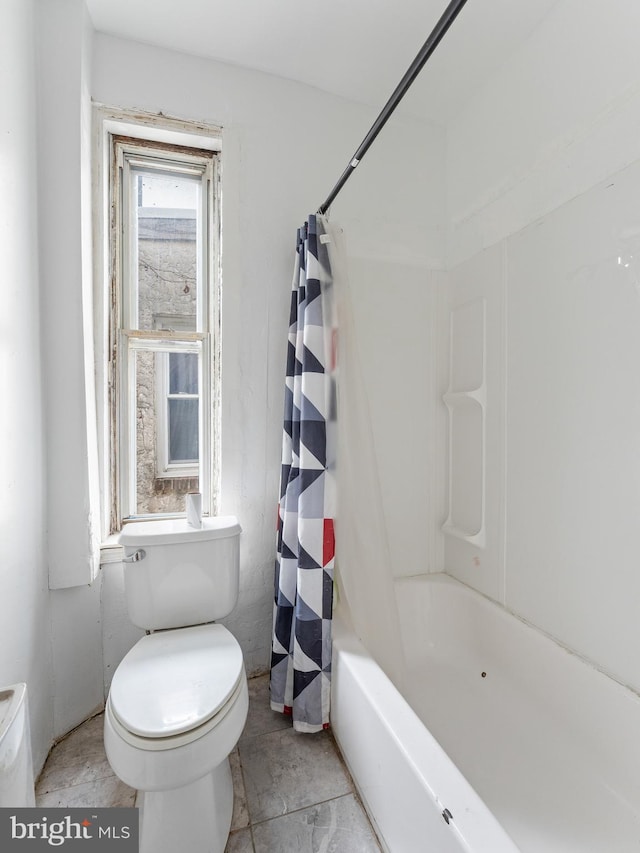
[331,573,640,852]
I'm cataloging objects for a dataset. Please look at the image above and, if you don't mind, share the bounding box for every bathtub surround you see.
[441,0,640,695]
[270,216,337,733]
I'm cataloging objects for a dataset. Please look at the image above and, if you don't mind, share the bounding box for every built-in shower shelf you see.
[443,294,487,551]
[442,519,486,547]
[443,250,506,598]
[443,387,486,407]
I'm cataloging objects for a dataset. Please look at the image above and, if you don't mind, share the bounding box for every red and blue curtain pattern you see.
[270,214,336,732]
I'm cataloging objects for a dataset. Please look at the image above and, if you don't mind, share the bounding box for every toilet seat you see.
[107,675,246,752]
[109,623,244,743]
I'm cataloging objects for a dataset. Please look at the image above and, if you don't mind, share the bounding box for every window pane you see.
[134,170,199,332]
[133,349,199,515]
[169,352,198,395]
[169,398,199,462]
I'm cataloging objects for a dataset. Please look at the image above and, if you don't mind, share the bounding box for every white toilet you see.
[104,516,247,853]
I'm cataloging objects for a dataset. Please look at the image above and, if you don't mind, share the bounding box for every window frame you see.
[109,134,221,528]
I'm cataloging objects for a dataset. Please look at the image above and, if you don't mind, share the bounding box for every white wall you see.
[89,29,446,682]
[447,0,640,267]
[36,0,104,740]
[505,163,640,692]
[443,0,640,693]
[91,33,328,677]
[38,0,100,591]
[101,556,145,696]
[91,33,442,678]
[0,0,53,772]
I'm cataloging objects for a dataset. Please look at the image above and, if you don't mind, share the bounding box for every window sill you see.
[100,534,124,566]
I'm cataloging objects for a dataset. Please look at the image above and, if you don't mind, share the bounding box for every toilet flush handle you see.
[122,549,146,563]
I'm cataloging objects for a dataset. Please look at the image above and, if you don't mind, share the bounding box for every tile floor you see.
[36,674,382,853]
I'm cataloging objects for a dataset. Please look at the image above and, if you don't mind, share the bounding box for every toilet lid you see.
[109,624,244,738]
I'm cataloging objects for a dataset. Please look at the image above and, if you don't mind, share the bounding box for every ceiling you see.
[85,0,559,124]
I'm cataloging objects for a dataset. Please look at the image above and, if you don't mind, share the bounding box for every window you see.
[155,316,199,478]
[109,136,220,526]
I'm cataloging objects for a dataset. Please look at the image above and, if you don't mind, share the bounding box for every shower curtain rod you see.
[317,0,470,215]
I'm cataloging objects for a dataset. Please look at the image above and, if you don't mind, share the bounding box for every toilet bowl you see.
[104,517,246,853]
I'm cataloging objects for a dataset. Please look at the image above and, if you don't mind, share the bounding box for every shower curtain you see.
[270,214,336,733]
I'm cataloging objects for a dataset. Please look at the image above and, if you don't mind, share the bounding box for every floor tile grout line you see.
[239,723,293,745]
[37,772,119,796]
[37,776,126,796]
[246,790,363,829]
[235,737,254,832]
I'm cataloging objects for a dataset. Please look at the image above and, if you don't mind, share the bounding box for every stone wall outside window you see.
[135,214,199,514]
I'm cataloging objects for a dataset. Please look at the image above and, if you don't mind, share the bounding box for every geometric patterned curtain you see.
[270,214,337,732]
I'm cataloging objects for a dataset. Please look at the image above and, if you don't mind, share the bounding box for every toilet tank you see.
[118,516,241,631]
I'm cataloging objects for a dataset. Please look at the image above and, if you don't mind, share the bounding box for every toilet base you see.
[138,758,233,853]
